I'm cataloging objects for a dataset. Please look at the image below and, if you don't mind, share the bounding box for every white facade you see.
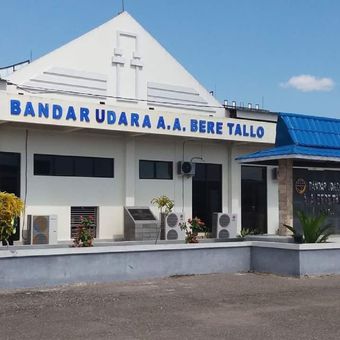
[0,12,279,242]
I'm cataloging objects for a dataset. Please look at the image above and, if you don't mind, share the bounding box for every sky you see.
[1,0,339,117]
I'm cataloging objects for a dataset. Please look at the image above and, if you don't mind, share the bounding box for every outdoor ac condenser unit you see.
[27,215,58,245]
[165,212,186,240]
[212,213,237,239]
[177,161,196,176]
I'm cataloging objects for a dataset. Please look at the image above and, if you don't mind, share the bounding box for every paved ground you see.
[1,273,340,340]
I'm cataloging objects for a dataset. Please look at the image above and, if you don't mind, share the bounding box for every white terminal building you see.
[0,12,279,244]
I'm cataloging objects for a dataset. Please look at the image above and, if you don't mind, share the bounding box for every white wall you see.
[134,136,230,221]
[0,125,278,242]
[0,126,125,241]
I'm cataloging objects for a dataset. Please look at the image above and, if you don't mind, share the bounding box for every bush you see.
[0,192,24,245]
[180,217,206,243]
[72,216,95,247]
[285,210,334,243]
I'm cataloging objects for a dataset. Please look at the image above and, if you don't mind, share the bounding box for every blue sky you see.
[1,0,339,117]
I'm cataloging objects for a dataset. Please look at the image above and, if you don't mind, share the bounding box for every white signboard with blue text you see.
[0,93,276,144]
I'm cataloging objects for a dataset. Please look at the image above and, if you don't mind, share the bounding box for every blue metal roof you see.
[276,113,340,149]
[237,112,340,163]
[237,145,340,162]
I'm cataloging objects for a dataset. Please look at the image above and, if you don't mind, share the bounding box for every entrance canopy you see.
[237,113,340,167]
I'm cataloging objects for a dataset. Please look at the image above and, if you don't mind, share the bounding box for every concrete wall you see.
[2,241,340,289]
[0,243,251,289]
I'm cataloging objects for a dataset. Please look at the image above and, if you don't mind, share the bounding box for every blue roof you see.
[276,113,340,149]
[237,112,340,163]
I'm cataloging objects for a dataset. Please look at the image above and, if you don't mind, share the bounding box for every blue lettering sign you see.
[131,113,140,127]
[107,110,116,125]
[10,99,21,115]
[199,120,206,133]
[24,102,35,117]
[257,126,264,138]
[242,124,249,137]
[216,122,223,135]
[207,121,215,134]
[190,119,198,132]
[173,118,181,131]
[118,112,128,126]
[142,115,151,128]
[66,106,77,121]
[38,103,49,118]
[96,109,105,123]
[157,116,166,129]
[80,107,90,122]
[52,104,62,120]
[227,122,234,135]
[234,124,242,136]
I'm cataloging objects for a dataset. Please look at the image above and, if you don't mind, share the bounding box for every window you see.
[139,160,173,179]
[71,206,98,238]
[34,154,114,178]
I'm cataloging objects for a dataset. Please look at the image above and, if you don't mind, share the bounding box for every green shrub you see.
[285,210,334,243]
[0,192,24,245]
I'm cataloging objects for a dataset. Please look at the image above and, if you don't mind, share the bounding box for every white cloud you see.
[280,74,335,92]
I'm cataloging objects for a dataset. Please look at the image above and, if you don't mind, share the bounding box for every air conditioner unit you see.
[177,161,196,176]
[27,215,58,245]
[164,212,186,240]
[212,213,237,239]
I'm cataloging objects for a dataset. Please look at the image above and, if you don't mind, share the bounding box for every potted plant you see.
[151,195,174,239]
[0,192,24,246]
[284,210,334,243]
[72,215,95,247]
[180,217,206,243]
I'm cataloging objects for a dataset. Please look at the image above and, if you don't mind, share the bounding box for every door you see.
[192,163,222,231]
[241,166,267,234]
[0,152,21,241]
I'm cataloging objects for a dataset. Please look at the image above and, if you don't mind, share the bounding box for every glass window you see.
[34,154,114,178]
[94,158,114,178]
[139,160,173,180]
[54,156,73,176]
[139,160,154,179]
[74,157,93,177]
[156,161,173,179]
[34,154,52,176]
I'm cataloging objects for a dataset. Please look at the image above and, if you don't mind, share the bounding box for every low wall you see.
[0,243,251,289]
[2,241,340,289]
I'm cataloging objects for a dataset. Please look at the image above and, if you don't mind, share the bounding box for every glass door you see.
[192,163,222,231]
[0,152,21,241]
[241,166,267,234]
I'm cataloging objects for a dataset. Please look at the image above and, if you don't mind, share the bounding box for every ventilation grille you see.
[219,214,230,228]
[71,206,98,238]
[218,229,230,239]
[32,216,49,245]
[166,213,179,228]
[167,229,178,240]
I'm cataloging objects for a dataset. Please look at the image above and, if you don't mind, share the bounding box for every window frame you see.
[34,154,114,178]
[139,160,173,180]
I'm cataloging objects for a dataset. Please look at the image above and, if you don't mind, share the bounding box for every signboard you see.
[0,93,276,144]
[127,208,156,221]
[294,168,340,233]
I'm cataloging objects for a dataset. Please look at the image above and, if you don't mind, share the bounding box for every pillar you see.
[278,159,293,235]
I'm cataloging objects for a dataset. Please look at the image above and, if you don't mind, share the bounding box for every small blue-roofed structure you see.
[237,113,340,164]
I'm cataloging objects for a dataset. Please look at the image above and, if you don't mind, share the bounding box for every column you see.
[278,159,293,235]
[125,137,135,206]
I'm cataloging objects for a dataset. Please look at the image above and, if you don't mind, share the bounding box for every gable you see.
[5,12,224,117]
